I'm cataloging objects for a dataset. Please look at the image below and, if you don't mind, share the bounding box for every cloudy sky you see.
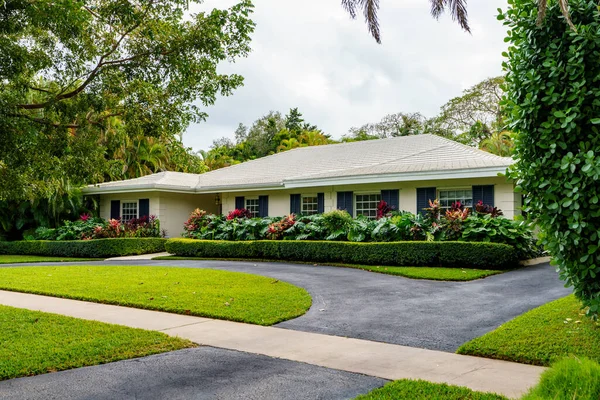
[185,0,509,151]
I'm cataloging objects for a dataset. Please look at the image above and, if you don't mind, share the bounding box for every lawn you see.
[355,379,507,400]
[457,295,600,366]
[0,305,193,380]
[0,266,311,325]
[0,255,104,264]
[154,256,502,281]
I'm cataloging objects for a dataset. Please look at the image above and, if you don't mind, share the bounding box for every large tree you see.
[0,0,254,237]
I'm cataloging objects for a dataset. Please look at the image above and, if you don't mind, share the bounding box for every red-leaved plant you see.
[227,208,253,220]
[444,201,470,240]
[475,201,503,217]
[376,200,394,219]
[267,214,296,240]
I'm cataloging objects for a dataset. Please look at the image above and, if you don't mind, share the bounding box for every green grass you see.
[0,266,311,325]
[522,357,600,400]
[0,305,193,380]
[354,379,507,400]
[154,256,502,281]
[0,255,104,263]
[457,295,600,366]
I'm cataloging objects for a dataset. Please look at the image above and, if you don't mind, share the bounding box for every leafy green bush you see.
[165,239,518,269]
[0,238,166,258]
[502,0,600,317]
[522,357,600,400]
[320,210,352,240]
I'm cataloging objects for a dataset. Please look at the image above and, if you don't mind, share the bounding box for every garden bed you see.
[165,239,519,270]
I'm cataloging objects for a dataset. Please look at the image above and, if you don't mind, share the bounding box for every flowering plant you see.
[227,208,252,220]
[376,200,394,219]
[266,214,296,240]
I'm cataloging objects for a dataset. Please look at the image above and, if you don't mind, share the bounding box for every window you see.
[301,196,318,215]
[121,201,138,222]
[438,189,473,210]
[245,198,259,218]
[355,193,381,219]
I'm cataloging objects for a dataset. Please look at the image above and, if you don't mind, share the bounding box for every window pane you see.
[355,194,381,219]
[301,196,318,215]
[438,190,473,211]
[245,199,259,218]
[122,202,137,222]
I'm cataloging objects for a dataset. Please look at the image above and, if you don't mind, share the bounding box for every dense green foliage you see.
[183,205,539,259]
[0,255,104,264]
[457,295,600,366]
[0,0,254,238]
[501,0,600,318]
[0,238,166,258]
[0,305,193,380]
[166,239,518,269]
[522,358,600,400]
[354,379,508,400]
[0,266,312,326]
[31,216,162,240]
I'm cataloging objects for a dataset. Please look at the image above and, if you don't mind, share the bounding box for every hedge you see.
[165,239,519,270]
[0,238,167,258]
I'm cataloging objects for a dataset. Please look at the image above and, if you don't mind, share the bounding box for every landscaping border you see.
[0,238,166,258]
[165,239,518,269]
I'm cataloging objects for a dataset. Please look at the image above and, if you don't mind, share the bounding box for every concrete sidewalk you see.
[104,252,170,261]
[0,290,544,399]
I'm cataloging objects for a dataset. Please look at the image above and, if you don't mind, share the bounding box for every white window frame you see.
[301,194,319,215]
[121,200,139,222]
[354,192,381,219]
[245,198,259,218]
[437,188,473,211]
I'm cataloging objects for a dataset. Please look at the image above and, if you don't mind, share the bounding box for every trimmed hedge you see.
[165,239,519,270]
[0,238,167,258]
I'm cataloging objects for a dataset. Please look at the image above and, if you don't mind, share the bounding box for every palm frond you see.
[430,0,471,33]
[341,0,381,43]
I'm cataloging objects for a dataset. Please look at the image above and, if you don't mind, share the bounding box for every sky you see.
[184,0,509,151]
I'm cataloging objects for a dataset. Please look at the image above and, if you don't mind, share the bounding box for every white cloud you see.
[184,0,509,150]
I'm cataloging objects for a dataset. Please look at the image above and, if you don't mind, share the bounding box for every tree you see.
[285,108,305,133]
[341,0,573,43]
[502,0,600,318]
[276,138,302,153]
[0,0,254,237]
[479,131,514,157]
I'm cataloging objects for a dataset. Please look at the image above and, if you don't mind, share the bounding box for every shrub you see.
[32,216,161,240]
[502,0,600,318]
[226,208,252,220]
[165,239,519,269]
[376,200,394,219]
[522,357,600,400]
[267,214,296,240]
[444,202,470,241]
[0,238,167,258]
[320,210,352,240]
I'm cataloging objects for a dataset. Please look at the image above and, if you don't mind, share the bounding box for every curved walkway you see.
[2,259,571,352]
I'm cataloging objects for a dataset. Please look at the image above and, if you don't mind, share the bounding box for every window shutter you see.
[235,196,245,210]
[337,191,354,216]
[381,189,400,210]
[472,185,495,207]
[110,200,120,220]
[139,199,150,219]
[317,193,325,214]
[258,196,269,217]
[416,187,436,216]
[290,194,301,214]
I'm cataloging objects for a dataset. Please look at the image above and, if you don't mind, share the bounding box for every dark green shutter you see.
[258,196,269,217]
[381,189,399,210]
[139,199,150,219]
[110,200,120,219]
[416,187,436,216]
[235,196,245,210]
[472,185,495,207]
[337,191,354,216]
[290,194,301,214]
[317,193,325,213]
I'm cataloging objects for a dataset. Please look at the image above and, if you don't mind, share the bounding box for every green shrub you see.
[0,238,166,258]
[165,239,518,269]
[502,0,600,318]
[522,357,600,400]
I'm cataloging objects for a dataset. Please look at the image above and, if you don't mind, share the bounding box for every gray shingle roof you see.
[85,135,513,194]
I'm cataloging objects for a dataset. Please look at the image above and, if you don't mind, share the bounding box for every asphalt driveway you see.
[3,259,571,352]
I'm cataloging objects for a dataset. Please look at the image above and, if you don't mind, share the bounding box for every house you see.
[83,134,518,237]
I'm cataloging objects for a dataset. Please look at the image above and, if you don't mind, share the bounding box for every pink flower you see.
[80,213,91,221]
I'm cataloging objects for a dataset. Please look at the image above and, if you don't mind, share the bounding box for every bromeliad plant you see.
[32,215,162,240]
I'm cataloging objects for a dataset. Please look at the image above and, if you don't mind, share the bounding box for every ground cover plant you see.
[0,266,311,326]
[457,295,600,366]
[354,379,508,400]
[0,305,193,380]
[154,256,503,281]
[182,202,539,259]
[0,255,104,264]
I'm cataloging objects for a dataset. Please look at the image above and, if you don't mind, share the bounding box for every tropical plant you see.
[321,210,353,241]
[267,215,296,240]
[444,201,470,240]
[479,131,515,157]
[502,0,600,318]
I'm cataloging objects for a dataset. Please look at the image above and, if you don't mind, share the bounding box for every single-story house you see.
[83,134,518,237]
